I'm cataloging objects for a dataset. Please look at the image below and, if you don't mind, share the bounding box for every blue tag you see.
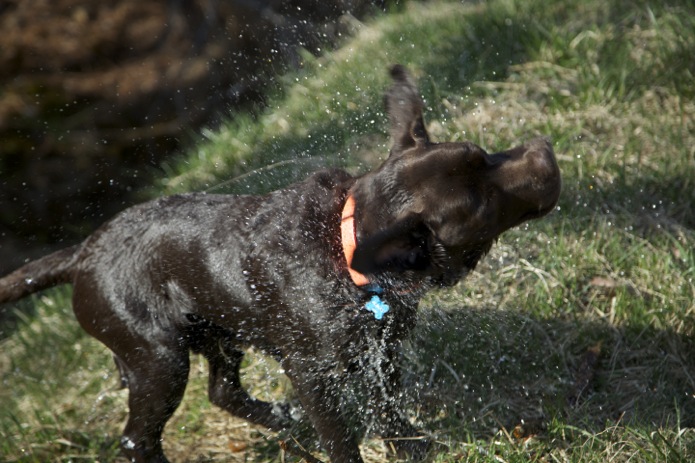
[364,295,390,320]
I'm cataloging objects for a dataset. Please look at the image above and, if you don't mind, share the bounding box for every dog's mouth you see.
[426,240,492,287]
[428,264,476,288]
[361,238,493,292]
[385,266,470,291]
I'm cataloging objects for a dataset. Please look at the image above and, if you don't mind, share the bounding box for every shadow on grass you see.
[231,302,695,460]
[404,303,695,440]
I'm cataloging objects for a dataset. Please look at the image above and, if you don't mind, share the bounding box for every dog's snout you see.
[523,140,556,177]
[492,137,562,220]
[523,140,561,208]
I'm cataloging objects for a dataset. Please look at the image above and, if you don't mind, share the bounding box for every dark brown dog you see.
[0,65,561,463]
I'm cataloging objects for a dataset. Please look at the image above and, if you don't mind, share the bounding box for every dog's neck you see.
[340,193,425,300]
[340,194,371,287]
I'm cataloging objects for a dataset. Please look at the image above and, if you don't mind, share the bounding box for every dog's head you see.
[350,65,561,287]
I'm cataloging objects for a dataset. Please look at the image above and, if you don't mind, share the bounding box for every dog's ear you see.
[351,214,431,275]
[385,65,430,154]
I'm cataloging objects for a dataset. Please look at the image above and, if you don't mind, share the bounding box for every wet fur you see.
[0,65,561,463]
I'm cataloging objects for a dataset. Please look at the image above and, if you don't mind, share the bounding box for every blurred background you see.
[0,0,392,275]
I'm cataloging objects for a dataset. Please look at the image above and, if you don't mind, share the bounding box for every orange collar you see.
[341,194,371,287]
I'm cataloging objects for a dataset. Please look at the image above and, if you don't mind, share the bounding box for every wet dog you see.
[0,65,561,463]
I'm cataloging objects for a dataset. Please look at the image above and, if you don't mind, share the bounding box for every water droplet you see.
[121,437,136,450]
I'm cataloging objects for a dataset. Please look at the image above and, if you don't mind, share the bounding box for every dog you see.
[0,65,561,463]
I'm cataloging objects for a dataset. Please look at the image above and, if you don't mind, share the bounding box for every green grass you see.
[2,0,694,461]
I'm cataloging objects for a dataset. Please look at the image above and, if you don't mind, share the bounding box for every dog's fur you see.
[0,66,561,463]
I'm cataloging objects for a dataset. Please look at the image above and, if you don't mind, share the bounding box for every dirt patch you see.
[0,0,388,274]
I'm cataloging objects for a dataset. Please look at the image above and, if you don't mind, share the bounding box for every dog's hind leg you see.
[203,335,294,431]
[116,344,190,463]
[72,282,190,463]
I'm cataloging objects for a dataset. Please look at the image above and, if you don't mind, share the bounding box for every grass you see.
[2,0,694,461]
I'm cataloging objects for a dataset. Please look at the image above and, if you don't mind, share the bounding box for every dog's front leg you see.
[362,340,431,461]
[283,355,363,463]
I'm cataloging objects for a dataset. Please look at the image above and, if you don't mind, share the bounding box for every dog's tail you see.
[0,245,80,303]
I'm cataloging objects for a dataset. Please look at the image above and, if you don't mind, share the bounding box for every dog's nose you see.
[491,137,562,219]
